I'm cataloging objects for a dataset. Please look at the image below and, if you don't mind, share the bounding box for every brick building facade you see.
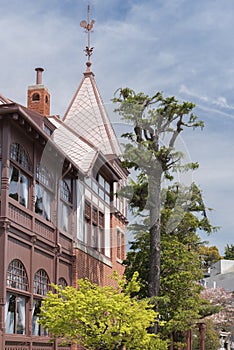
[0,51,128,349]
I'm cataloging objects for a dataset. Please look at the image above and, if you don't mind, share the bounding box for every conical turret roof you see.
[63,70,122,157]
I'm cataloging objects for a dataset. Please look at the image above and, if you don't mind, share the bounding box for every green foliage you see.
[224,243,234,260]
[124,183,217,344]
[39,275,167,350]
[192,319,220,350]
[113,88,204,179]
[199,245,221,271]
[113,88,217,343]
[113,87,206,306]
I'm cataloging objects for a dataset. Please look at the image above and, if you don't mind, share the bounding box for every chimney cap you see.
[35,67,44,85]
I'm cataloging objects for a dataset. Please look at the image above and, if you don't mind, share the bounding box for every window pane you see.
[85,201,91,219]
[20,173,28,208]
[10,143,31,171]
[58,278,68,288]
[43,190,51,221]
[10,143,18,162]
[5,294,26,335]
[7,259,28,291]
[5,294,15,334]
[97,227,102,252]
[32,299,48,336]
[35,184,51,221]
[9,166,19,201]
[84,219,89,244]
[36,165,53,189]
[105,194,110,205]
[32,299,41,335]
[92,180,98,194]
[99,188,105,200]
[9,166,29,208]
[35,184,43,216]
[17,296,26,334]
[61,179,71,203]
[91,224,97,249]
[105,182,110,193]
[34,269,50,296]
[60,202,69,232]
[99,175,105,188]
[92,207,98,225]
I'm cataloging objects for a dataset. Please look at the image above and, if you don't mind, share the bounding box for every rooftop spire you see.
[80,3,95,72]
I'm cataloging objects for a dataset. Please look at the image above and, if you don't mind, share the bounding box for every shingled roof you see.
[62,70,122,157]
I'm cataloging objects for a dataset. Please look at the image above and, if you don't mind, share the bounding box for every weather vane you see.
[80,4,95,63]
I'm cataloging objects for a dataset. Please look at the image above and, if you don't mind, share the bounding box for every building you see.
[204,259,234,291]
[0,11,128,350]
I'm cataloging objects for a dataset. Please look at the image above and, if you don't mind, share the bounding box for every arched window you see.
[33,269,50,336]
[45,95,48,103]
[10,143,31,171]
[7,259,28,291]
[9,144,31,208]
[58,277,68,288]
[34,269,50,296]
[6,259,28,335]
[32,93,40,101]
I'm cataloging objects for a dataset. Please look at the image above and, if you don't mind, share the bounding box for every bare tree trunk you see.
[169,333,174,350]
[186,329,192,350]
[148,170,162,333]
[198,323,206,350]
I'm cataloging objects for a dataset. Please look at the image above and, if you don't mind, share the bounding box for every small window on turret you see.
[45,95,48,103]
[32,93,40,101]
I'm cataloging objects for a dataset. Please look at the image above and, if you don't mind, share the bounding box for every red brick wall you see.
[73,213,126,288]
[27,87,50,116]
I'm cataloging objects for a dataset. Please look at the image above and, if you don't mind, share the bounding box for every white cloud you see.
[1,0,234,253]
[213,96,234,110]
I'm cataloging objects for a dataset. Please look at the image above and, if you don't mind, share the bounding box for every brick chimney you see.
[27,67,50,116]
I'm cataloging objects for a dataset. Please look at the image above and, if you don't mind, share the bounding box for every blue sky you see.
[1,0,234,254]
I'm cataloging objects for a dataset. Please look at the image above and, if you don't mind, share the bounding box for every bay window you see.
[35,166,53,221]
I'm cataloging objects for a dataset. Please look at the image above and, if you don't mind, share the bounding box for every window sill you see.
[74,240,112,268]
[116,257,124,264]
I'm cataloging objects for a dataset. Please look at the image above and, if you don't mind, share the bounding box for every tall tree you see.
[124,183,216,346]
[113,89,204,331]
